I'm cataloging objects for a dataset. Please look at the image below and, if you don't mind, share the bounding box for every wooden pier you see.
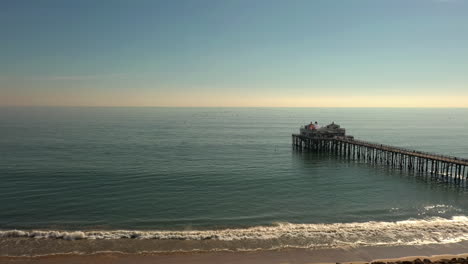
[292,134,468,183]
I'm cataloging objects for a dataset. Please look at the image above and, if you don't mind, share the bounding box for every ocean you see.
[1,107,468,255]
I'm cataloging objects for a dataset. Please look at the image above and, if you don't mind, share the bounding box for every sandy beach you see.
[2,241,468,264]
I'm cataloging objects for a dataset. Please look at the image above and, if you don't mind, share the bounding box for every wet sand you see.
[2,242,468,264]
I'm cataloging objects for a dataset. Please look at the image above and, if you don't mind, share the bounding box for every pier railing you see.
[292,133,468,182]
[334,136,468,166]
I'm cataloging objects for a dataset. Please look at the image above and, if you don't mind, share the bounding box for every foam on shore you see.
[2,216,468,249]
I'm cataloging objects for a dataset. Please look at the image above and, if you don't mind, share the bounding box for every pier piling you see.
[292,134,468,184]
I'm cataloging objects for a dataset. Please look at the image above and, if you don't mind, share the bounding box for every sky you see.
[1,0,467,107]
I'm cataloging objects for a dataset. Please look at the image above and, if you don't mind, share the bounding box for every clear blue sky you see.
[1,0,467,107]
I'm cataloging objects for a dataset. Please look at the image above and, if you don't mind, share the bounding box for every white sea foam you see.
[2,216,468,248]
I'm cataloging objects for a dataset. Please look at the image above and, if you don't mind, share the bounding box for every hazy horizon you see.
[2,96,468,108]
[1,0,467,107]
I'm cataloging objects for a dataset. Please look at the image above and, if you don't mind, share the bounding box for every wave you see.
[2,216,468,249]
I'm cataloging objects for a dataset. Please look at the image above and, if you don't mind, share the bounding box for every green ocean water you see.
[1,107,468,253]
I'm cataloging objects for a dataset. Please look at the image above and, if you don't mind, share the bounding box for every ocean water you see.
[1,107,468,255]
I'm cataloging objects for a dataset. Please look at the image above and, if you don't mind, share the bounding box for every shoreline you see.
[2,242,468,264]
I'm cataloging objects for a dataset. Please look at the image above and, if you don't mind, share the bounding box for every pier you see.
[292,123,468,183]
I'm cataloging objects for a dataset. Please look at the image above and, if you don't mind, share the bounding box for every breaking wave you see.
[2,216,468,249]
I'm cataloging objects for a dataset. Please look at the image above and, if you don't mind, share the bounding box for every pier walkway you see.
[292,133,468,182]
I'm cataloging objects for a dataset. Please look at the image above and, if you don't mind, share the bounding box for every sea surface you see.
[1,107,468,255]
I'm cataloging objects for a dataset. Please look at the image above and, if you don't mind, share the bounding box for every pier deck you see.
[292,134,468,182]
